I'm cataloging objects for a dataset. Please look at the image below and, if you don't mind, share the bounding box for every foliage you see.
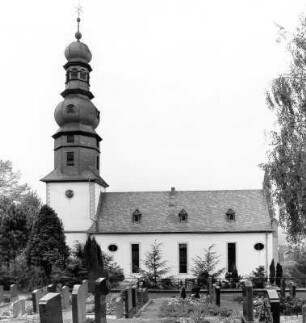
[288,251,306,286]
[276,262,283,287]
[253,296,273,323]
[251,266,266,288]
[279,295,306,315]
[159,296,234,320]
[140,240,170,288]
[191,244,224,284]
[83,235,105,291]
[26,205,70,280]
[224,266,241,288]
[261,17,306,243]
[0,204,29,267]
[269,259,275,285]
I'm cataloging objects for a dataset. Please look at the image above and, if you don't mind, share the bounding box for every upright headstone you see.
[280,279,286,298]
[266,289,280,323]
[10,284,18,302]
[20,299,26,315]
[12,300,21,317]
[215,285,220,306]
[0,285,4,303]
[95,278,110,323]
[123,287,133,318]
[208,277,213,301]
[302,304,306,323]
[39,293,63,323]
[32,289,42,313]
[289,282,296,298]
[72,284,86,323]
[241,280,254,323]
[114,296,124,319]
[131,286,138,309]
[137,288,144,306]
[82,280,88,299]
[143,287,148,304]
[61,286,70,310]
[47,284,56,293]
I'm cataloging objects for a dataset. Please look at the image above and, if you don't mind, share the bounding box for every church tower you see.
[42,17,108,242]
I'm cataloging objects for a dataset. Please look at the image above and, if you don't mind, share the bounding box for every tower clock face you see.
[65,189,74,199]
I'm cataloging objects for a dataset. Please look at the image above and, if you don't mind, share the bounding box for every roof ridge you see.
[103,189,263,194]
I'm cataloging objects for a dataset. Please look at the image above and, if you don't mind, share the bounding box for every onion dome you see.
[54,96,100,129]
[65,41,92,63]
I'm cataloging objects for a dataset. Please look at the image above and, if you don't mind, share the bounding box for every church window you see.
[254,243,264,251]
[96,156,99,170]
[66,104,76,113]
[131,244,140,273]
[67,135,74,143]
[80,69,87,80]
[67,152,74,166]
[226,209,235,221]
[227,243,236,273]
[132,209,142,223]
[179,243,187,273]
[108,244,118,252]
[179,209,188,222]
[70,68,78,79]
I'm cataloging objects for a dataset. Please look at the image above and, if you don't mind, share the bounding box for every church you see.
[41,19,278,279]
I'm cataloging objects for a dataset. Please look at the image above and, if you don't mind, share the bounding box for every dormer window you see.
[226,209,236,221]
[132,209,142,223]
[179,209,188,222]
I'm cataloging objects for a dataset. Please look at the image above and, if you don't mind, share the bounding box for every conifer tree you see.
[269,259,275,285]
[0,204,29,268]
[276,262,283,287]
[26,205,69,281]
[140,240,170,288]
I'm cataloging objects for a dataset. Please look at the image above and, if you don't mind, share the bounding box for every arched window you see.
[80,69,87,81]
[179,209,188,222]
[226,209,236,221]
[132,209,142,223]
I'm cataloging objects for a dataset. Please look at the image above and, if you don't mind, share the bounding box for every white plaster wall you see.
[94,232,273,279]
[48,182,92,232]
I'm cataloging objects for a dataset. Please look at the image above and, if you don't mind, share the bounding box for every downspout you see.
[265,232,268,276]
[88,176,98,233]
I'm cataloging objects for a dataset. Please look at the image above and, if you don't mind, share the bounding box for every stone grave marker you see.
[72,284,86,323]
[123,287,133,318]
[12,300,21,317]
[10,284,18,302]
[32,287,49,313]
[137,288,144,306]
[266,289,280,323]
[39,293,63,323]
[215,285,220,306]
[0,285,4,303]
[132,286,138,309]
[208,277,213,301]
[114,296,124,319]
[61,286,70,309]
[143,287,148,304]
[241,280,254,323]
[95,278,110,323]
[280,279,286,298]
[289,282,296,298]
[82,279,88,298]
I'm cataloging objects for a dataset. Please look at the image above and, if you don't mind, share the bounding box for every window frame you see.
[178,242,188,274]
[131,243,140,274]
[66,151,75,166]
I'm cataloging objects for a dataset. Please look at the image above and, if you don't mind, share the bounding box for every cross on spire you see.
[75,3,83,41]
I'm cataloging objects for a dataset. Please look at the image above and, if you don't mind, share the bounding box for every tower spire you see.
[75,4,83,41]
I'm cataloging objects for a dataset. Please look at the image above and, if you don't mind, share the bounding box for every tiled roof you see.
[41,167,108,187]
[90,189,273,233]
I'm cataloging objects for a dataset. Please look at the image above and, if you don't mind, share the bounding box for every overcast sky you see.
[1,0,306,201]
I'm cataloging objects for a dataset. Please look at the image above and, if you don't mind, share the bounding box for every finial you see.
[75,4,83,41]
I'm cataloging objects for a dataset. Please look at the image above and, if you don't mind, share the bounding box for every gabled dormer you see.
[179,209,188,223]
[132,209,142,223]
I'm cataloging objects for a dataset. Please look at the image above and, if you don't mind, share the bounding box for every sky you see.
[1,0,306,202]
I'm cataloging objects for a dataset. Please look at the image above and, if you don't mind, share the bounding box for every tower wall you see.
[46,182,105,233]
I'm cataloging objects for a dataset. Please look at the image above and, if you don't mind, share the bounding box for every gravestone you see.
[114,296,124,319]
[82,280,88,299]
[280,279,286,298]
[143,287,148,303]
[241,280,254,323]
[132,286,138,309]
[137,288,144,306]
[95,278,110,323]
[39,293,63,323]
[266,289,280,323]
[289,282,296,298]
[12,300,21,317]
[302,304,306,323]
[0,285,3,303]
[208,277,213,301]
[215,285,220,306]
[72,284,86,323]
[47,284,56,293]
[33,287,48,313]
[10,284,18,302]
[123,287,133,318]
[20,299,25,315]
[212,284,216,303]
[61,286,70,309]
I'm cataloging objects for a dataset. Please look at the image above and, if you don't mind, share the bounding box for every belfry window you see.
[132,209,142,223]
[80,69,87,81]
[67,152,74,166]
[70,68,78,79]
[179,209,188,222]
[67,135,74,143]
